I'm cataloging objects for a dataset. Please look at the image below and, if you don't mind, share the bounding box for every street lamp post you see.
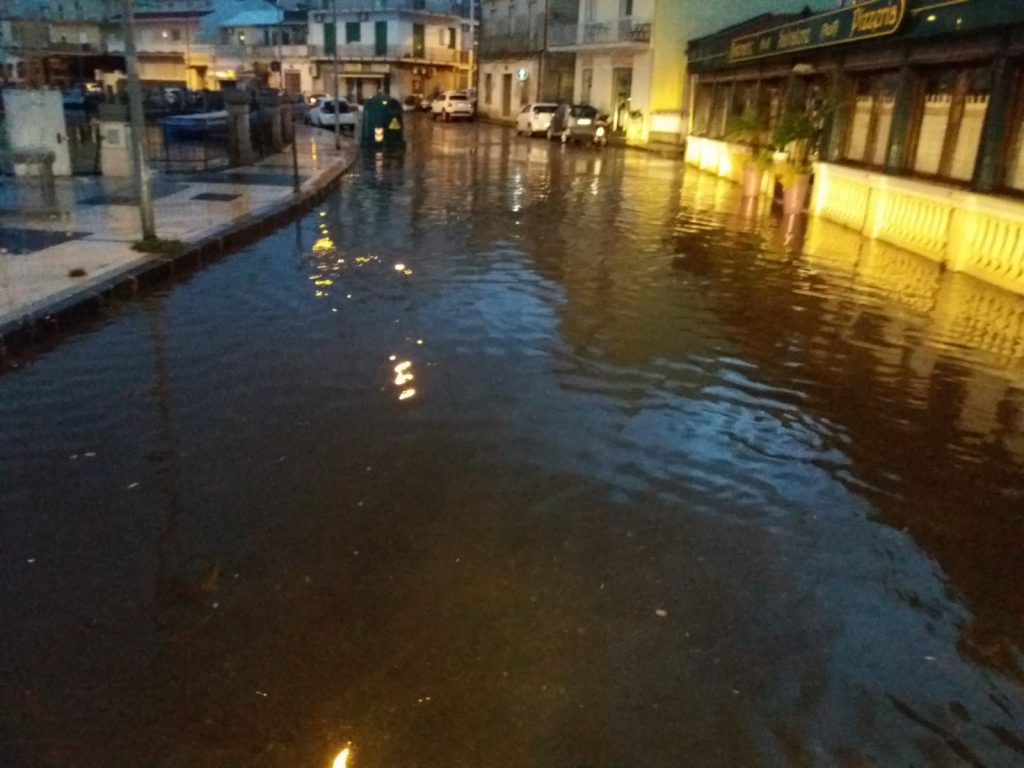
[332,0,340,150]
[122,0,156,241]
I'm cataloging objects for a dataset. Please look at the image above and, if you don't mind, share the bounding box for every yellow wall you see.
[650,0,687,116]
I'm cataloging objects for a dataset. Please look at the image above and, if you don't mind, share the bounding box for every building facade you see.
[548,0,687,143]
[477,0,575,121]
[686,0,1024,297]
[306,0,475,104]
[213,5,311,92]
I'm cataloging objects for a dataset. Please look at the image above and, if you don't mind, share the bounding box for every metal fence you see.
[145,122,230,174]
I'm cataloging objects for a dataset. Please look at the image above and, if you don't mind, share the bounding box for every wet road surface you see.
[2,118,1024,767]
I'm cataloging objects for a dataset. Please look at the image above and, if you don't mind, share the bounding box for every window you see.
[581,68,593,104]
[911,67,990,180]
[345,22,360,43]
[413,23,425,58]
[448,27,456,49]
[843,71,904,167]
[171,29,181,42]
[620,0,633,17]
[485,72,493,105]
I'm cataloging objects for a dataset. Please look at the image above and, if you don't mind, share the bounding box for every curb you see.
[0,148,358,367]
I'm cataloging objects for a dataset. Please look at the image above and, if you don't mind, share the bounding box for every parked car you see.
[308,97,358,132]
[547,104,602,144]
[418,94,435,112]
[431,91,475,121]
[516,102,558,137]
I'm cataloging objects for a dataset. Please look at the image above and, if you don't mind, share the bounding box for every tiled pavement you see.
[0,125,355,327]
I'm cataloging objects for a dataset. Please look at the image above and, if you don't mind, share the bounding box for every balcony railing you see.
[308,43,461,63]
[312,0,473,15]
[546,22,577,47]
[479,28,544,57]
[215,44,310,60]
[549,16,652,48]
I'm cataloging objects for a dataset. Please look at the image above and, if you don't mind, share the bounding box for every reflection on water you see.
[1,118,1023,767]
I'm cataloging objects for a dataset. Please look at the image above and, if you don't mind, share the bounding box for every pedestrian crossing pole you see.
[122,0,156,241]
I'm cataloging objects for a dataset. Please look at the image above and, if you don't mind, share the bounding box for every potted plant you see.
[725,107,770,197]
[771,112,816,214]
[777,160,813,215]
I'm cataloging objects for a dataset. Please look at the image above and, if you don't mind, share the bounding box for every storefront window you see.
[692,82,713,135]
[1004,71,1024,191]
[709,83,730,138]
[844,71,899,166]
[913,66,990,180]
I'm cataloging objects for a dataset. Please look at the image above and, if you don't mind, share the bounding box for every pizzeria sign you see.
[729,0,907,63]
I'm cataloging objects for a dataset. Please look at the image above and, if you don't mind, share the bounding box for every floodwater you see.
[2,119,1023,767]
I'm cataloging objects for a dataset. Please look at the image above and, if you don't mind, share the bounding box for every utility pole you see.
[332,0,340,150]
[122,0,156,240]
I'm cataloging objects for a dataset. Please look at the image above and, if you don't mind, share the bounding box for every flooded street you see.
[2,118,1023,767]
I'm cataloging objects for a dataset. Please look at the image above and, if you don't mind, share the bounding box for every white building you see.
[548,0,687,144]
[477,0,575,121]
[307,0,475,104]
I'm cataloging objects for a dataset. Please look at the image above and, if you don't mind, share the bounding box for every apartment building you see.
[106,5,213,88]
[212,4,310,91]
[477,0,575,121]
[306,0,475,104]
[548,0,687,143]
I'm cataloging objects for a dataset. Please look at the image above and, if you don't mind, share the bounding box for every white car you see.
[431,91,475,121]
[516,102,558,137]
[308,97,358,132]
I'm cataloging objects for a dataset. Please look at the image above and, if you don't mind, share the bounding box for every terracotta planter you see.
[741,161,764,198]
[782,173,811,215]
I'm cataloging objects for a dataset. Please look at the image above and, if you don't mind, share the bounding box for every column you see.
[824,70,853,163]
[884,63,917,174]
[972,55,1015,193]
[224,91,254,167]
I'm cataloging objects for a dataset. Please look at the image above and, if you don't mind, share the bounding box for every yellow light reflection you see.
[395,371,414,386]
[313,237,335,252]
[394,361,411,373]
[315,279,334,286]
[394,263,406,272]
[332,747,350,768]
[399,388,416,401]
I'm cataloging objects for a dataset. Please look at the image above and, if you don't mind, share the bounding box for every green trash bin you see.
[361,92,406,150]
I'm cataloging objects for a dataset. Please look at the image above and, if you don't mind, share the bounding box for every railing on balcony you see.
[546,22,578,47]
[313,0,473,14]
[549,16,652,47]
[308,43,460,63]
[215,44,309,60]
[479,28,544,57]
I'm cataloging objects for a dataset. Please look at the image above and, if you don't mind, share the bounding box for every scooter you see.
[593,115,610,148]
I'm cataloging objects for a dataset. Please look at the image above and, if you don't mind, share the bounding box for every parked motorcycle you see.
[593,115,609,147]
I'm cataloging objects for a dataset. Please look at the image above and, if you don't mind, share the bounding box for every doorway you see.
[612,67,633,132]
[375,21,388,56]
[502,72,513,117]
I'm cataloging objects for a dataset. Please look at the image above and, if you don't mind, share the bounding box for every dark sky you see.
[688,0,830,38]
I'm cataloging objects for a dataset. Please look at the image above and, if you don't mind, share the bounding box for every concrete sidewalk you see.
[0,125,356,333]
